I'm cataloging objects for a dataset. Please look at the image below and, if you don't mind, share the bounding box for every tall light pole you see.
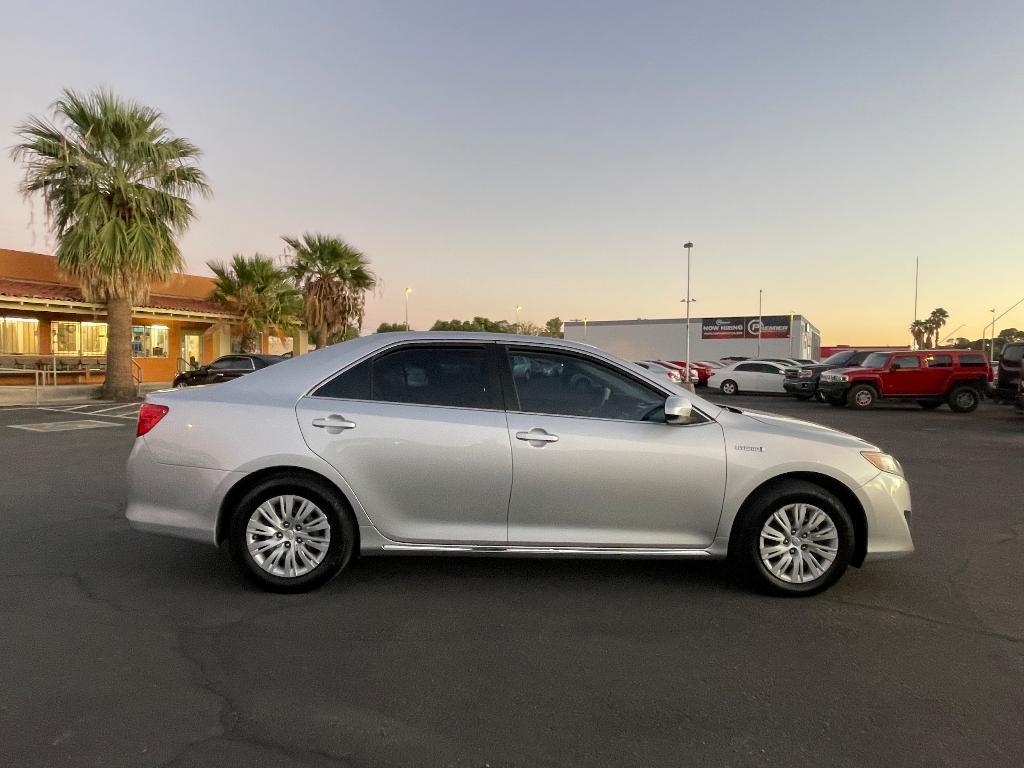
[515,305,523,333]
[404,287,413,331]
[683,242,694,391]
[757,289,763,357]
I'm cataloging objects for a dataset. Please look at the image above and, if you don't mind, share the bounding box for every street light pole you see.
[404,287,412,331]
[515,305,523,333]
[683,242,693,392]
[757,289,763,357]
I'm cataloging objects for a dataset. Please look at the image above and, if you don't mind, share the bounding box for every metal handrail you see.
[131,359,143,396]
[0,367,43,405]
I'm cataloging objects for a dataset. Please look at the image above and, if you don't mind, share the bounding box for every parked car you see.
[171,354,283,388]
[817,350,991,411]
[783,349,885,401]
[695,360,724,369]
[719,356,749,364]
[635,360,698,386]
[126,332,913,596]
[1016,375,1024,414]
[667,360,713,386]
[634,360,682,385]
[707,360,788,395]
[990,342,1024,403]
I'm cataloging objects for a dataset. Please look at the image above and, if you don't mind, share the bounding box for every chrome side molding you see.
[380,543,712,557]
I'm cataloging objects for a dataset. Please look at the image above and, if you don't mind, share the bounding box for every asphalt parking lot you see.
[1,395,1022,767]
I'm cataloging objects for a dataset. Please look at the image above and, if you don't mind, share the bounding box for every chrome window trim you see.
[303,337,716,424]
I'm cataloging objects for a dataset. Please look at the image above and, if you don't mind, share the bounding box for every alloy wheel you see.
[245,494,332,578]
[758,503,838,584]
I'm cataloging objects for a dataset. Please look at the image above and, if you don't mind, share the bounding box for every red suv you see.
[816,350,991,412]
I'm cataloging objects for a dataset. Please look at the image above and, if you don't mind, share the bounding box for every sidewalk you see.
[0,382,171,406]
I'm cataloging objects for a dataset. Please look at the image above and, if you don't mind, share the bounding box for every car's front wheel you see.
[227,475,355,592]
[847,384,877,409]
[732,480,855,596]
[720,379,739,395]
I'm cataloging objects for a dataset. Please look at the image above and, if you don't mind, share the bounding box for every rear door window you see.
[314,345,501,410]
[926,354,953,368]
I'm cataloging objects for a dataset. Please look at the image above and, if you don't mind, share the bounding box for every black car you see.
[782,349,883,401]
[171,354,283,388]
[990,342,1024,403]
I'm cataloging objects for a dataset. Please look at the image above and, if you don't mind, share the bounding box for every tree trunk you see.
[102,296,136,402]
[240,330,259,354]
[318,323,328,349]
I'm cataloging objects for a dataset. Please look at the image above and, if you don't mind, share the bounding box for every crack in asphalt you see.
[824,596,1024,645]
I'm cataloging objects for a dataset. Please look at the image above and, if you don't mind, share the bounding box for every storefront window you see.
[49,321,108,356]
[82,322,108,357]
[0,317,40,354]
[53,321,82,355]
[132,325,169,358]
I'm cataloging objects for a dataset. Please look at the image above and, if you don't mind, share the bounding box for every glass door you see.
[180,333,202,370]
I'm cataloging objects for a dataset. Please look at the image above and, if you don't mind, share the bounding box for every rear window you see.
[958,353,988,368]
[1001,345,1024,364]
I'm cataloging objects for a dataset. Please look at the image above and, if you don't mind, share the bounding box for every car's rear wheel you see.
[917,400,942,410]
[847,384,877,409]
[813,390,827,402]
[720,379,739,395]
[732,480,855,596]
[948,385,980,413]
[227,476,355,592]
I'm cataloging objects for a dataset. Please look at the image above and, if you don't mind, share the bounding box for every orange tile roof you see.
[0,277,232,316]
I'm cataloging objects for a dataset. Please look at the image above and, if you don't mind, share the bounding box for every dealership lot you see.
[1,397,1022,767]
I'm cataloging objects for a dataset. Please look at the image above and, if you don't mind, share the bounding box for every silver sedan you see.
[126,332,914,596]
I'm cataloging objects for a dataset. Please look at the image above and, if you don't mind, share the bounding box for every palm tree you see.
[208,254,302,353]
[928,307,949,347]
[284,233,377,347]
[909,320,928,349]
[11,89,210,400]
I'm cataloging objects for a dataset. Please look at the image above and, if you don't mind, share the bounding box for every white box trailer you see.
[563,315,821,362]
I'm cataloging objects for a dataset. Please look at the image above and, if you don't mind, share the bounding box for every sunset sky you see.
[1,1,1022,344]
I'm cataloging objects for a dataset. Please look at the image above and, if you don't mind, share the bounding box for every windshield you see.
[861,352,891,368]
[820,351,853,366]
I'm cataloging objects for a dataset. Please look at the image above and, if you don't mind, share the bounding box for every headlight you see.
[862,451,904,477]
[798,369,814,378]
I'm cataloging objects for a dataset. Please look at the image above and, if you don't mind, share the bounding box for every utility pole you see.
[683,242,694,392]
[404,287,412,330]
[757,289,763,357]
[515,305,523,334]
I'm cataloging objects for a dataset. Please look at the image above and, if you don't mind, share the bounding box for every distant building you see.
[563,315,821,361]
[0,248,307,386]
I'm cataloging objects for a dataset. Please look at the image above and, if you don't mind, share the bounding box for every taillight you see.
[137,403,169,437]
[668,370,682,382]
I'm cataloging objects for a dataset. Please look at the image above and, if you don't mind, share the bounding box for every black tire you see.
[917,400,942,410]
[847,384,877,409]
[948,385,980,413]
[227,474,356,593]
[172,377,188,388]
[720,379,739,395]
[730,480,855,597]
[813,390,827,402]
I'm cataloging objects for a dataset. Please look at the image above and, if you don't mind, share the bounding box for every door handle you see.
[312,415,357,433]
[515,429,559,444]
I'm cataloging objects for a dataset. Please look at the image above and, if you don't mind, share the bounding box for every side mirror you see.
[665,394,693,423]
